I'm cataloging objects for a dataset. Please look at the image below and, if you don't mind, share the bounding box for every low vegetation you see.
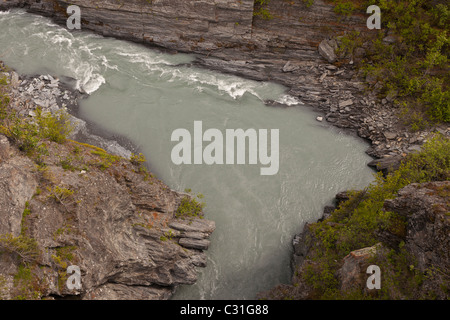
[298,135,449,299]
[330,0,449,128]
[0,234,40,265]
[175,193,206,219]
[254,0,449,128]
[253,0,273,20]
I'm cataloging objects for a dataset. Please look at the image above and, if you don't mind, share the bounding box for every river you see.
[0,9,375,299]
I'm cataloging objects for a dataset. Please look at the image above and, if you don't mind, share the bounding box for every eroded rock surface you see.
[0,131,215,299]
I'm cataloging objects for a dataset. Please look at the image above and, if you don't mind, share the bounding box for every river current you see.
[0,9,375,299]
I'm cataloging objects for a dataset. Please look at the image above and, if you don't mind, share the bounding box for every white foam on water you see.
[81,74,106,94]
[115,46,267,101]
[177,70,265,100]
[275,94,304,106]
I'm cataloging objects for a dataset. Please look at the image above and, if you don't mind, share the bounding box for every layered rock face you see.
[1,0,255,53]
[1,0,364,63]
[383,182,450,279]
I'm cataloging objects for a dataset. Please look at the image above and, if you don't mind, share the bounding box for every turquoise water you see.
[0,9,375,299]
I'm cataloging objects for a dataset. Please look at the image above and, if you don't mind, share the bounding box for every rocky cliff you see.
[2,0,447,161]
[1,0,363,62]
[0,66,215,300]
[258,181,450,299]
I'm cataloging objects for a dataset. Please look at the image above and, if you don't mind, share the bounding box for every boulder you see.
[318,40,337,63]
[368,155,403,175]
[337,244,380,292]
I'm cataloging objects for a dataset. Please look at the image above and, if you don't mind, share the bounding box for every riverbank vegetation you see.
[332,0,449,128]
[299,134,449,299]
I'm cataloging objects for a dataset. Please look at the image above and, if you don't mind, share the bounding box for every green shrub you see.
[47,185,74,204]
[175,196,205,219]
[91,149,121,170]
[333,1,356,16]
[0,105,72,158]
[253,0,273,20]
[34,108,72,144]
[0,234,40,264]
[130,153,146,166]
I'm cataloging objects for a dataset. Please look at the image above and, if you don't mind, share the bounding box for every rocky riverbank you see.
[0,64,215,300]
[1,0,448,162]
[258,180,450,299]
[3,68,137,159]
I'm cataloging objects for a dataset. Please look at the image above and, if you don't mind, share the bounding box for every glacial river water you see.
[0,9,375,299]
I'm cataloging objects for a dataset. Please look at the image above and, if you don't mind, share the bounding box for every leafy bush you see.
[130,153,146,166]
[175,195,206,219]
[47,185,74,204]
[333,1,356,16]
[34,108,73,144]
[0,107,72,156]
[0,234,40,264]
[90,149,121,170]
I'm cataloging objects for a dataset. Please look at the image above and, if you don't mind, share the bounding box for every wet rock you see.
[335,191,351,207]
[368,155,403,175]
[292,223,316,272]
[190,252,208,268]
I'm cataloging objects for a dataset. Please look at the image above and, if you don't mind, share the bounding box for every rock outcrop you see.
[383,182,450,281]
[0,68,215,300]
[259,181,450,299]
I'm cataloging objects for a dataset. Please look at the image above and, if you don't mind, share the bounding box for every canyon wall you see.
[1,0,366,64]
